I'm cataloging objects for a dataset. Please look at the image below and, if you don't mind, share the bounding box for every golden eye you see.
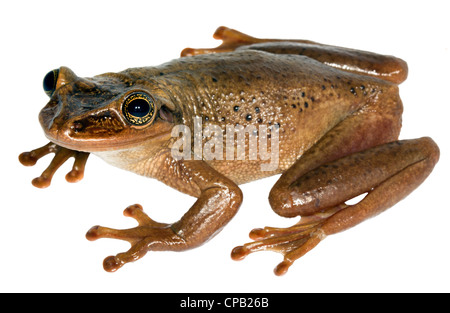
[43,69,59,97]
[122,92,156,126]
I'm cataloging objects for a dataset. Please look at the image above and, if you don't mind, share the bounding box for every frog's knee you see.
[419,137,440,166]
[269,185,289,217]
[268,183,313,217]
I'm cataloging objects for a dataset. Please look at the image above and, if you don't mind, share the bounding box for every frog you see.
[19,26,439,275]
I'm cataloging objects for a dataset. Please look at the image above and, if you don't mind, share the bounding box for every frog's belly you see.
[204,129,307,185]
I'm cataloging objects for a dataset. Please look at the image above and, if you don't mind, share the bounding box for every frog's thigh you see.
[271,137,439,219]
[243,42,408,84]
[319,137,439,235]
[234,137,438,275]
[270,93,403,217]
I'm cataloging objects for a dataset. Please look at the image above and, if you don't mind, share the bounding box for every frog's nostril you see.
[72,121,84,132]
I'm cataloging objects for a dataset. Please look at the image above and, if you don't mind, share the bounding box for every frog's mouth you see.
[39,102,174,153]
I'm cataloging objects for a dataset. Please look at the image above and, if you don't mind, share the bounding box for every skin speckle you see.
[152,46,403,188]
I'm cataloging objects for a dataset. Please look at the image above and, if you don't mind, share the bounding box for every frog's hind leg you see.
[181,26,315,57]
[231,88,438,275]
[245,41,408,84]
[232,137,439,275]
[181,27,407,84]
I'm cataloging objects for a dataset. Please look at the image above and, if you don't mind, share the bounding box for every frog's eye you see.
[122,92,156,126]
[43,69,59,97]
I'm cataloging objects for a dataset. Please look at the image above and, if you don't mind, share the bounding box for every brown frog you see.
[19,27,439,275]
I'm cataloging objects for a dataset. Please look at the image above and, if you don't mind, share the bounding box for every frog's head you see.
[39,67,176,152]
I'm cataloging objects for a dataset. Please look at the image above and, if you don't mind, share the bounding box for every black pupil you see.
[128,99,150,117]
[43,69,58,92]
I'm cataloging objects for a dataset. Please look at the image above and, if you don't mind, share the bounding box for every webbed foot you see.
[181,26,262,57]
[181,26,316,57]
[19,142,89,188]
[86,204,183,272]
[231,205,347,276]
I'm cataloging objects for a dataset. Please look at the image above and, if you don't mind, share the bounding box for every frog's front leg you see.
[19,142,89,188]
[86,156,243,272]
[232,137,439,275]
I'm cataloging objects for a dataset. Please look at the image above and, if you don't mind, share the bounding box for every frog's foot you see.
[19,142,89,188]
[181,26,262,57]
[86,204,183,272]
[231,204,347,276]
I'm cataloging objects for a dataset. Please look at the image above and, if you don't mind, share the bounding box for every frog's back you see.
[123,50,391,184]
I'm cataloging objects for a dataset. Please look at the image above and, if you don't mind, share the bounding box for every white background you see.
[1,0,449,292]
